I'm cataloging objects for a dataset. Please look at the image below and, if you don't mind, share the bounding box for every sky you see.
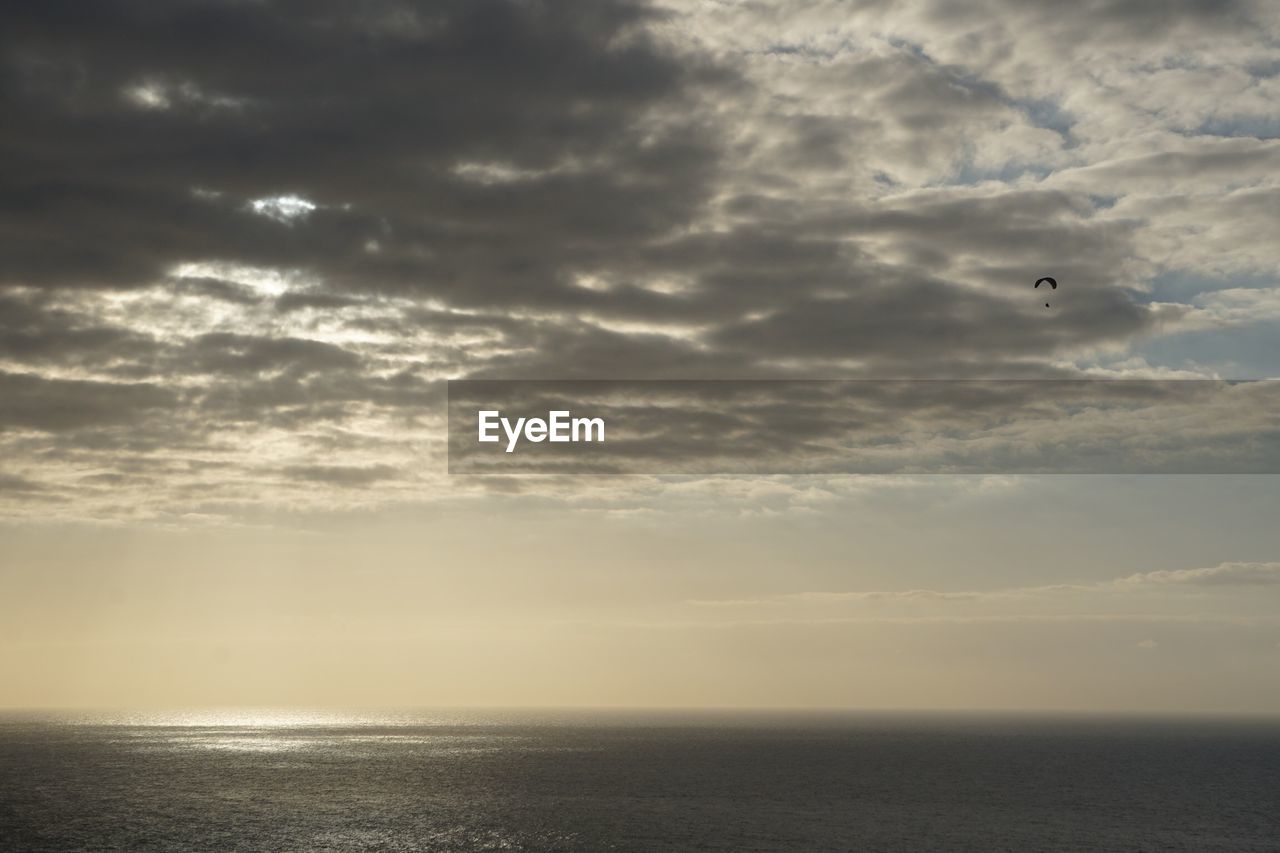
[1,0,1279,712]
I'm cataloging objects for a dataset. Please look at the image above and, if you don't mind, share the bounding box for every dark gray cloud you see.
[0,290,159,368]
[0,473,48,494]
[1,0,726,295]
[0,371,177,432]
[179,333,363,377]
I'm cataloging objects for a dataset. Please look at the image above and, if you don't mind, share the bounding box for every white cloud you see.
[1116,562,1280,588]
[688,562,1280,608]
[248,195,318,224]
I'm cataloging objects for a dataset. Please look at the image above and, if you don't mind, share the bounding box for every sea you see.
[1,709,1278,851]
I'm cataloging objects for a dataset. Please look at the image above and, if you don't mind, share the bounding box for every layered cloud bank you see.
[2,0,1279,521]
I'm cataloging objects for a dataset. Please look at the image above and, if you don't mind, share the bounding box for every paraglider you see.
[1035,276,1057,307]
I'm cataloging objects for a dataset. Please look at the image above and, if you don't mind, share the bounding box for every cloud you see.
[1116,562,1280,588]
[0,473,47,494]
[2,0,725,294]
[279,464,400,488]
[0,371,178,432]
[1,0,1278,520]
[688,562,1280,608]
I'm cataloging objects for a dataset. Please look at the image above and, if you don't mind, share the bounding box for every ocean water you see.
[1,710,1278,852]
